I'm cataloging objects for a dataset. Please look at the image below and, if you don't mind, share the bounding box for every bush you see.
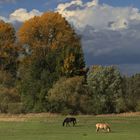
[0,87,21,113]
[48,76,89,114]
[7,103,25,114]
[136,101,140,111]
[115,97,127,113]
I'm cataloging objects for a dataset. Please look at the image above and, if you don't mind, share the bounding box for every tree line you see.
[0,12,140,114]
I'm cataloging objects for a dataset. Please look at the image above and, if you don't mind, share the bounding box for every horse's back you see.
[96,123,104,129]
[64,117,76,121]
[96,123,110,129]
[71,117,76,121]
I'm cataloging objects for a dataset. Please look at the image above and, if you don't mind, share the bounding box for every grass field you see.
[0,113,140,140]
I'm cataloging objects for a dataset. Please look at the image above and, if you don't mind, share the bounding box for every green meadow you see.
[0,114,140,140]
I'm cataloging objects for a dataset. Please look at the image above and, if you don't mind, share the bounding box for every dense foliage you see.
[0,21,21,113]
[0,12,140,114]
[47,76,91,114]
[17,12,85,112]
[0,21,19,76]
[87,65,123,114]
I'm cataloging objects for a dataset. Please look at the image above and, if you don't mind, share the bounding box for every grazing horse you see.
[96,123,111,132]
[63,117,77,127]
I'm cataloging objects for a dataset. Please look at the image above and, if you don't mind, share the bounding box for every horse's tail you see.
[63,121,65,126]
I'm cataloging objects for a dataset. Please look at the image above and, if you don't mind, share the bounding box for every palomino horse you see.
[96,123,111,132]
[63,117,77,127]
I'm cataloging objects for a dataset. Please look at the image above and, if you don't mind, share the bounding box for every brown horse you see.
[96,123,111,132]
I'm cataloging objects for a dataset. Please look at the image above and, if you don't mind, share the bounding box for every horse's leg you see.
[73,121,75,126]
[107,127,110,132]
[74,120,76,126]
[96,127,99,132]
[66,122,70,127]
[66,122,68,127]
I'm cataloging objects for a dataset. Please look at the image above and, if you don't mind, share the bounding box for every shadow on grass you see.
[95,130,125,134]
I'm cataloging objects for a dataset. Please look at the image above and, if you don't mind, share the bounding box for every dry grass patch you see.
[96,112,140,117]
[0,113,60,122]
[0,112,139,122]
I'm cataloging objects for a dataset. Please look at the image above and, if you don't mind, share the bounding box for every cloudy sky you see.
[1,0,140,75]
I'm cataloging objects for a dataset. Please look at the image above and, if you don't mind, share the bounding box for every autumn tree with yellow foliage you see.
[18,12,85,112]
[0,20,19,76]
[0,21,21,113]
[18,12,85,76]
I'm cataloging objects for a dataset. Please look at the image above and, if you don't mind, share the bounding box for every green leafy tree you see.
[18,51,61,112]
[87,65,123,114]
[122,74,140,112]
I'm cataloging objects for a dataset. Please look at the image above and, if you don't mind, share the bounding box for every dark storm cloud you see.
[76,23,140,75]
[79,24,140,66]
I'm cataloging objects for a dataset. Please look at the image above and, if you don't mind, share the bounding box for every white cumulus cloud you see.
[56,0,140,75]
[9,8,42,22]
[0,16,9,22]
[0,8,42,23]
[56,0,140,30]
